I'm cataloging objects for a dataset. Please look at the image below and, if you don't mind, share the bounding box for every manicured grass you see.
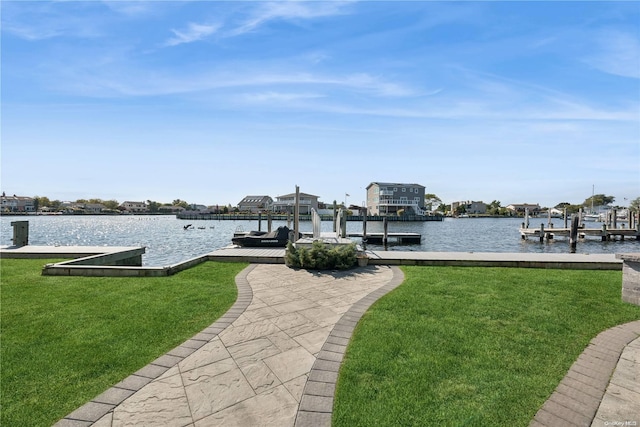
[334,266,640,427]
[0,259,247,427]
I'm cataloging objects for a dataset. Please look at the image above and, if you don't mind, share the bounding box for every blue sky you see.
[2,1,639,208]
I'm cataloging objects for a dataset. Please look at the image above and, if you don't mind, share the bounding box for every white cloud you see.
[229,1,351,37]
[165,22,221,47]
[584,29,640,79]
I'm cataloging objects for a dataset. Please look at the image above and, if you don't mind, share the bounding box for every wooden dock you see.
[520,226,640,242]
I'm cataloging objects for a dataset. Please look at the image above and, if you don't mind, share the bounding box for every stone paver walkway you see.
[58,264,402,426]
[530,321,640,427]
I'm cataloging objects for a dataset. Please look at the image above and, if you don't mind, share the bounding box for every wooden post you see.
[601,223,607,241]
[564,208,568,228]
[613,209,617,230]
[524,208,529,228]
[258,212,262,232]
[569,214,579,253]
[548,209,552,227]
[578,208,584,228]
[267,212,272,233]
[333,200,337,233]
[341,211,347,239]
[294,186,300,242]
[540,223,545,243]
[362,207,368,243]
[383,216,388,245]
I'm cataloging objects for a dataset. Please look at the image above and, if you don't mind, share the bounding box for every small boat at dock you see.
[232,226,298,248]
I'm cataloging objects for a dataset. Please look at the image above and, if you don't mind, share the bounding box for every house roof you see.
[366,182,425,189]
[275,192,319,199]
[239,195,273,205]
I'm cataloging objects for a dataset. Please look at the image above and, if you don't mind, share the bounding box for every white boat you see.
[583,213,601,222]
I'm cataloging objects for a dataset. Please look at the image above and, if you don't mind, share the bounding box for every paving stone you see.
[114,374,153,391]
[64,401,114,423]
[264,346,316,383]
[227,337,282,366]
[92,387,135,405]
[239,360,281,393]
[299,395,333,413]
[294,329,330,355]
[194,384,298,427]
[168,345,197,358]
[180,338,232,372]
[113,371,193,427]
[53,419,93,427]
[152,354,183,368]
[294,411,332,427]
[134,363,170,379]
[303,380,336,397]
[283,374,309,402]
[183,362,256,420]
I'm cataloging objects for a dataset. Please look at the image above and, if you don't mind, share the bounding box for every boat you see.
[231,226,298,248]
[583,214,601,222]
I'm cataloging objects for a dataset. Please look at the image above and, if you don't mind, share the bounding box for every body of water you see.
[1,215,638,266]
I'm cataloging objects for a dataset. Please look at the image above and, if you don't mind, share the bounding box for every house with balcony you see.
[121,201,148,213]
[1,194,35,213]
[366,182,426,216]
[271,192,319,215]
[238,196,273,213]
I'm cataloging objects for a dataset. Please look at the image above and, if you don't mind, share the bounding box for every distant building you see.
[366,182,426,216]
[451,200,487,215]
[1,194,35,212]
[158,205,185,213]
[506,203,541,215]
[238,196,273,213]
[82,203,105,214]
[121,201,147,213]
[272,192,319,214]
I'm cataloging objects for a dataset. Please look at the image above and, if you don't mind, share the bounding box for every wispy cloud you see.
[165,22,221,46]
[584,29,640,79]
[228,1,351,37]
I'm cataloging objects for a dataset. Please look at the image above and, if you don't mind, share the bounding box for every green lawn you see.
[333,266,640,427]
[0,258,246,427]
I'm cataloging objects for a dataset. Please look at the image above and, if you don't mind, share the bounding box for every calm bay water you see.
[1,215,638,266]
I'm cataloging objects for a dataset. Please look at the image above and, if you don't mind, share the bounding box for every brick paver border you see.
[294,266,405,427]
[54,265,256,427]
[529,320,640,427]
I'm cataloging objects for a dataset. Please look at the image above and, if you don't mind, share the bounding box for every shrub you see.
[285,241,357,270]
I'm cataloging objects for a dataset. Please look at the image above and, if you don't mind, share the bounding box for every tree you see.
[103,200,119,210]
[424,194,442,211]
[487,200,502,215]
[172,199,189,209]
[147,200,161,213]
[630,197,640,211]
[582,194,614,208]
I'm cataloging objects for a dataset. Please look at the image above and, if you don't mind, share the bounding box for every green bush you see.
[285,241,357,270]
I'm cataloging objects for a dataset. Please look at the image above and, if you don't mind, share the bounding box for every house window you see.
[402,188,406,192]
[393,187,397,192]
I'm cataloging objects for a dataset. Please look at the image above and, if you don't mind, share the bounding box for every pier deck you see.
[520,227,640,241]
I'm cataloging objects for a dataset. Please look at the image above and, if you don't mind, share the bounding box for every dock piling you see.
[570,215,579,253]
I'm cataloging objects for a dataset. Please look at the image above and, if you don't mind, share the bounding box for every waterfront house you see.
[507,203,541,215]
[366,182,426,216]
[451,200,487,215]
[0,194,35,213]
[238,196,273,213]
[272,192,319,215]
[121,201,148,213]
